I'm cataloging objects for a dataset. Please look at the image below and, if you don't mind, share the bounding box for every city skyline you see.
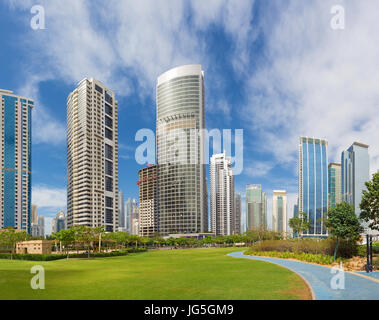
[1,2,379,234]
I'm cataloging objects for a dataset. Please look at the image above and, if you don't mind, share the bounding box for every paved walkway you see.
[228,251,379,300]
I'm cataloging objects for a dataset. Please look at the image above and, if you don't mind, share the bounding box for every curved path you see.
[228,251,379,300]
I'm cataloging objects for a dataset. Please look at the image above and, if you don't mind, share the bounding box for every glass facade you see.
[246,185,267,231]
[328,163,342,208]
[299,137,328,237]
[341,143,370,218]
[156,65,207,235]
[1,91,33,233]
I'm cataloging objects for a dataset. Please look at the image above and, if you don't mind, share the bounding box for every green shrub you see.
[245,250,343,265]
[250,238,358,258]
[0,248,147,261]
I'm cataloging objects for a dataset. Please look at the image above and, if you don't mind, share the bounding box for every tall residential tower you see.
[210,152,235,235]
[67,78,119,232]
[0,89,34,233]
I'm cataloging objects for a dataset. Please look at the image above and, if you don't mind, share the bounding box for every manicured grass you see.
[0,248,311,300]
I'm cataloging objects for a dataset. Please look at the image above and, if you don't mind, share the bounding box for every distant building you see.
[118,191,125,228]
[138,165,158,237]
[0,89,34,234]
[51,210,66,234]
[299,137,328,238]
[328,163,342,208]
[341,142,370,214]
[234,193,242,235]
[37,216,45,238]
[31,224,39,238]
[126,198,132,233]
[246,185,267,231]
[31,205,38,225]
[341,142,372,234]
[130,199,139,235]
[272,190,287,233]
[210,153,235,235]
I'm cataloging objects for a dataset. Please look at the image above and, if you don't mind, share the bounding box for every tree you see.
[52,228,75,258]
[288,212,311,239]
[0,228,29,259]
[325,202,364,260]
[360,172,379,231]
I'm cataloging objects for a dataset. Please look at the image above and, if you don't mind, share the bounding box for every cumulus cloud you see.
[32,185,67,208]
[243,0,379,175]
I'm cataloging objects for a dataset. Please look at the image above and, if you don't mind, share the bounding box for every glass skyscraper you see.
[328,163,342,208]
[156,65,208,235]
[0,89,34,233]
[246,185,267,231]
[298,137,328,237]
[341,142,370,218]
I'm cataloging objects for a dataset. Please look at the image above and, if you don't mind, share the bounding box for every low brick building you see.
[16,240,52,254]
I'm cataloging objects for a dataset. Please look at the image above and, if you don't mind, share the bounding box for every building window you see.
[105,104,113,117]
[105,144,113,160]
[95,85,103,94]
[105,197,113,208]
[105,160,113,176]
[105,128,113,140]
[105,116,113,128]
[106,177,113,192]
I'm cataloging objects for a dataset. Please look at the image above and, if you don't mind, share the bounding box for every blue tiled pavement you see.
[228,251,379,300]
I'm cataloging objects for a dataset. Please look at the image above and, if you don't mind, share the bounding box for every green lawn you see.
[0,248,311,300]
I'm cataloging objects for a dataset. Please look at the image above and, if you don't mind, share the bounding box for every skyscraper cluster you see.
[298,137,371,237]
[0,68,374,238]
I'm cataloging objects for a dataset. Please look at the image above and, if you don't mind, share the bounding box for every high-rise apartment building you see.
[0,89,34,233]
[210,153,235,235]
[272,190,287,233]
[341,142,370,216]
[234,193,242,235]
[246,185,267,231]
[299,137,328,237]
[156,65,208,235]
[328,163,342,208]
[138,165,158,237]
[67,78,119,232]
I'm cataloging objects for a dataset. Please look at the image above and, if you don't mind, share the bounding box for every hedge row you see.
[250,238,359,258]
[245,250,343,265]
[0,248,147,261]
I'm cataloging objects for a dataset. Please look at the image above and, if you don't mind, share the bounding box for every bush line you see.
[0,248,147,261]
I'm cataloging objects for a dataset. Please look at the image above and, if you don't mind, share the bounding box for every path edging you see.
[227,252,316,300]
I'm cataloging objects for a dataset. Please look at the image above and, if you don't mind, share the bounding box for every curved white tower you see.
[156,65,208,235]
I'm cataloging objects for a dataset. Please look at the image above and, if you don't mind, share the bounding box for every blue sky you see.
[1,0,378,234]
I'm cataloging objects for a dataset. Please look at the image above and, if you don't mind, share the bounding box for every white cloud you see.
[244,161,275,178]
[243,0,379,174]
[32,185,66,208]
